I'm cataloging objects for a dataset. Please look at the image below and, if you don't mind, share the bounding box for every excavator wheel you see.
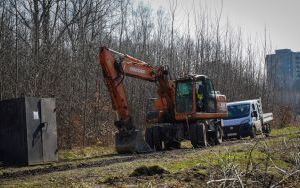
[145,128,154,149]
[145,126,163,151]
[190,122,208,148]
[115,130,152,154]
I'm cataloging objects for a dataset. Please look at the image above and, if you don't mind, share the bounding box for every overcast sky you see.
[144,0,300,52]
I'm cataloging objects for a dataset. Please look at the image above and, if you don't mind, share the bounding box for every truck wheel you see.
[214,125,223,145]
[264,124,271,137]
[190,123,207,148]
[237,127,241,139]
[250,126,256,138]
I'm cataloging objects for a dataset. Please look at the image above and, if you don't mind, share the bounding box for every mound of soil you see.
[103,165,208,187]
[130,165,170,177]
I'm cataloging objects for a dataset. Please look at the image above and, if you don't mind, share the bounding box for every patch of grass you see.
[287,133,300,139]
[59,145,115,161]
[271,126,300,136]
[272,159,292,169]
[165,157,206,172]
[196,168,208,176]
[160,141,292,175]
[218,150,267,165]
[162,149,220,172]
[160,146,265,173]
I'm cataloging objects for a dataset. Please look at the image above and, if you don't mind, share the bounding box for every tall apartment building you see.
[266,49,300,114]
[266,49,300,90]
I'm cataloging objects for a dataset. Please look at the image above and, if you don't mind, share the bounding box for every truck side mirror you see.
[251,111,258,118]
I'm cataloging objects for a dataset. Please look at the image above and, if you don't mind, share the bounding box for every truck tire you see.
[250,125,256,138]
[190,123,207,148]
[237,126,241,139]
[145,126,163,151]
[264,123,271,137]
[214,125,223,145]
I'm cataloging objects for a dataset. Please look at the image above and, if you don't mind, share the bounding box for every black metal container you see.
[0,97,58,165]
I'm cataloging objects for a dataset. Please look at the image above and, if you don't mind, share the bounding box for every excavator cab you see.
[175,75,217,115]
[145,75,227,151]
[146,75,226,124]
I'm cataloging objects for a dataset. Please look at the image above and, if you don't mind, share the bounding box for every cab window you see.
[195,81,205,112]
[176,81,193,113]
[206,79,214,94]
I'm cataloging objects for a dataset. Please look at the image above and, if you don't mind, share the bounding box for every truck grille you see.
[224,125,239,132]
[224,125,240,137]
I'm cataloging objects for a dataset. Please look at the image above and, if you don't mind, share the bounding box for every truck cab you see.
[223,99,264,139]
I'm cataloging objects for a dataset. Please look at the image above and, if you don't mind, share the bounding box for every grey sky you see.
[145,0,300,51]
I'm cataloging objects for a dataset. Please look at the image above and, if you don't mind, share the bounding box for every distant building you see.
[266,49,300,91]
[266,49,300,114]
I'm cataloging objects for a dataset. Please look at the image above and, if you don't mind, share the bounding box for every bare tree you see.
[0,0,277,148]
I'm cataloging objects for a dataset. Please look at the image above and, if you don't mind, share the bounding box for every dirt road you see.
[1,127,300,187]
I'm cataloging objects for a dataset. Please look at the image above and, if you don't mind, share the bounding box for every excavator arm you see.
[99,47,173,153]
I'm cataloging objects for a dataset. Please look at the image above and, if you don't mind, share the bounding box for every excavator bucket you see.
[115,130,152,154]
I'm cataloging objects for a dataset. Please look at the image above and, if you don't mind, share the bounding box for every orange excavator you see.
[99,47,227,153]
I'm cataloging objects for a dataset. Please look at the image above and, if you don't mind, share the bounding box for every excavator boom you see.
[99,47,173,153]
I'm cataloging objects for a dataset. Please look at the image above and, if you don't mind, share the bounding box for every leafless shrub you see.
[207,138,300,187]
[273,106,295,128]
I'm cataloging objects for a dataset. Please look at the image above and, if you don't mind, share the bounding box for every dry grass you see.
[1,127,300,187]
[59,145,116,161]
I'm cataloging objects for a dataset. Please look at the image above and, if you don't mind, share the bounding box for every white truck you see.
[223,99,273,139]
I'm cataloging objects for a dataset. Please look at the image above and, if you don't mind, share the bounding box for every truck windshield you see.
[176,81,193,113]
[226,104,250,119]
